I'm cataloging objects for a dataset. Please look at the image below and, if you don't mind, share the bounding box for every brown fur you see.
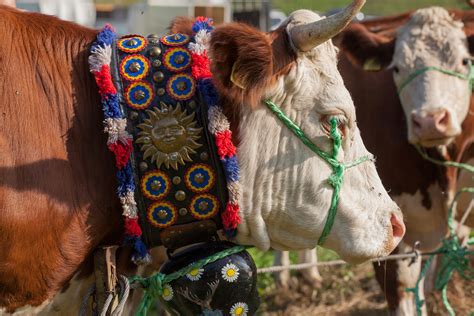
[337,10,474,311]
[209,22,275,110]
[0,5,124,311]
[168,16,194,35]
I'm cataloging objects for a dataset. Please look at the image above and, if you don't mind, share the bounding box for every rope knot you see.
[328,164,345,188]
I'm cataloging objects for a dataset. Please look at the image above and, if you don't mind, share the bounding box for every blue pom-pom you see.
[94,25,117,48]
[124,235,150,264]
[222,156,240,182]
[117,163,135,196]
[192,18,214,33]
[198,79,219,107]
[102,94,122,119]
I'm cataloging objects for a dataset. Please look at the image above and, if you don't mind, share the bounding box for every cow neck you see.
[89,19,242,264]
[264,100,373,245]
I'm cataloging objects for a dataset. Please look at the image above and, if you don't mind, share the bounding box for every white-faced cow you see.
[334,7,474,315]
[0,1,406,314]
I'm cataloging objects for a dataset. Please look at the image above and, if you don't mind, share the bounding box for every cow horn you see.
[290,0,366,52]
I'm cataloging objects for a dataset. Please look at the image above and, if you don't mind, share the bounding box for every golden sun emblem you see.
[137,102,203,170]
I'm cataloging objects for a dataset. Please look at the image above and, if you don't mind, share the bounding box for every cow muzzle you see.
[410,109,460,147]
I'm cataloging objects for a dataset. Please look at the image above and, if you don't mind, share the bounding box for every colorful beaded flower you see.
[148,201,177,228]
[189,194,219,220]
[124,81,154,110]
[120,55,150,81]
[117,35,147,53]
[185,164,215,193]
[166,73,196,101]
[163,47,192,72]
[141,171,170,200]
[161,33,190,46]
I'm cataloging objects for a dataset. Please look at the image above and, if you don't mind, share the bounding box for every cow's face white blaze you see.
[392,7,471,147]
[235,10,404,263]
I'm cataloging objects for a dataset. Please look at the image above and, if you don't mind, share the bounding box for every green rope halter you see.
[397,62,474,94]
[264,100,373,245]
[406,147,474,316]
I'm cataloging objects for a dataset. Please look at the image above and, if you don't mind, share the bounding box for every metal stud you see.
[149,38,159,45]
[172,176,181,185]
[127,39,138,47]
[158,210,168,219]
[134,90,145,100]
[188,100,197,109]
[194,173,205,184]
[149,47,162,57]
[139,161,148,172]
[151,180,162,191]
[129,61,141,73]
[175,190,186,201]
[200,152,209,161]
[157,88,165,96]
[173,34,181,40]
[176,81,187,91]
[153,72,165,83]
[198,201,209,211]
[174,55,185,64]
[179,208,188,216]
[152,59,162,68]
[129,111,139,120]
[170,153,178,161]
[148,34,159,39]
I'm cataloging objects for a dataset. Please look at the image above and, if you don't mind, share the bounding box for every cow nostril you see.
[390,213,405,239]
[411,114,422,130]
[435,110,449,128]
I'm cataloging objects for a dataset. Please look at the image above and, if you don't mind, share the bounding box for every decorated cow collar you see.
[89,18,241,264]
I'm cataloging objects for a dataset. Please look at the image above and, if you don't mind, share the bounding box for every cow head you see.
[340,7,474,148]
[197,0,405,263]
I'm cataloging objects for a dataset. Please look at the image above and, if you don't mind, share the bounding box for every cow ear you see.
[168,17,195,36]
[209,23,274,108]
[339,23,395,72]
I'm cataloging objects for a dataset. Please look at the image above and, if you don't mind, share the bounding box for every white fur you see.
[235,10,402,263]
[392,7,471,146]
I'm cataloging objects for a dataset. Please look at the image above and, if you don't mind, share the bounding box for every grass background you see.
[272,0,470,16]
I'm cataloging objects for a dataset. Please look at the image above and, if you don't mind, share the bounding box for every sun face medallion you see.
[136,103,203,170]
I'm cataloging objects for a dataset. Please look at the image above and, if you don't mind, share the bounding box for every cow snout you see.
[390,212,405,247]
[411,109,453,143]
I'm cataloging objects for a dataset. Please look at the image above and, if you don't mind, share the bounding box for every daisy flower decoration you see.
[186,267,204,281]
[221,262,240,282]
[230,302,249,316]
[162,284,174,301]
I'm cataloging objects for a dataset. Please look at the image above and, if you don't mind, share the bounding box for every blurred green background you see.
[272,0,470,15]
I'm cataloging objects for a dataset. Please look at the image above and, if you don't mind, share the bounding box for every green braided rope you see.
[264,100,373,245]
[130,245,248,316]
[406,151,474,316]
[398,63,474,94]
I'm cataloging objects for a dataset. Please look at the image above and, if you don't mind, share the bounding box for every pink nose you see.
[391,212,406,241]
[412,110,450,139]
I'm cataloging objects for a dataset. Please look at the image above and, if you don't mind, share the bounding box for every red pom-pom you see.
[94,65,117,95]
[222,203,240,230]
[108,139,133,169]
[125,218,142,237]
[215,130,236,159]
[191,53,212,79]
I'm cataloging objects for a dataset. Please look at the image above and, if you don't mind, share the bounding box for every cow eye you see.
[462,58,471,66]
[393,66,400,73]
[322,115,346,138]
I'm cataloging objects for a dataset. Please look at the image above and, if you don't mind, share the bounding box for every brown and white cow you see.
[0,1,406,313]
[334,7,474,315]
